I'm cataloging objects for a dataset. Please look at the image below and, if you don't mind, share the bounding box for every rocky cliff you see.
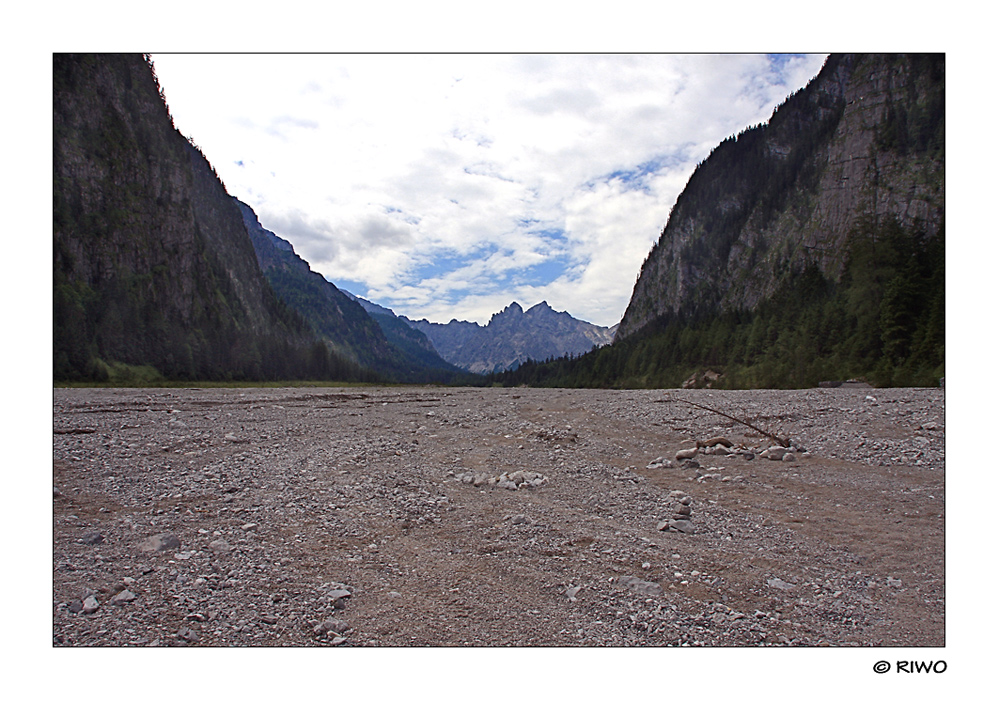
[53,54,343,381]
[407,301,616,374]
[617,54,944,339]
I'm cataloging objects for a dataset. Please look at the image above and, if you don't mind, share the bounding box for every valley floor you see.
[52,385,944,648]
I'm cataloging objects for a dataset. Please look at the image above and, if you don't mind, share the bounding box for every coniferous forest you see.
[491,214,944,390]
[492,55,944,390]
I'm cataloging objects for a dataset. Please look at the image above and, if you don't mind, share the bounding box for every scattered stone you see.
[314,618,349,635]
[675,447,698,461]
[208,539,233,554]
[762,447,787,461]
[329,589,351,609]
[111,590,136,605]
[52,385,944,647]
[767,577,795,591]
[782,452,796,462]
[240,523,258,531]
[616,575,663,597]
[682,369,723,389]
[698,436,734,448]
[457,469,547,490]
[669,519,696,534]
[704,444,733,456]
[138,533,181,553]
[177,627,199,643]
[80,532,104,545]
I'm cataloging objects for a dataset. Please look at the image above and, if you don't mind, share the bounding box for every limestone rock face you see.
[617,54,944,340]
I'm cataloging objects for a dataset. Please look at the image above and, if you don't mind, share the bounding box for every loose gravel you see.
[52,385,944,647]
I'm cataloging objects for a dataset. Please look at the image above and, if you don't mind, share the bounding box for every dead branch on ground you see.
[675,398,790,447]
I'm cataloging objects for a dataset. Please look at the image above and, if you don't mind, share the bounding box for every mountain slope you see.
[407,302,616,374]
[241,203,470,383]
[340,291,467,377]
[497,54,943,389]
[53,53,349,382]
[237,200,394,365]
[617,54,944,338]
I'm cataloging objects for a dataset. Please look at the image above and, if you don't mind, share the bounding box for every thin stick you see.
[675,398,790,447]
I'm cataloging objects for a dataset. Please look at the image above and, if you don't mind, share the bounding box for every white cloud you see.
[151,53,827,326]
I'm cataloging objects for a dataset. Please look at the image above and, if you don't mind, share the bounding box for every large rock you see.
[138,533,181,553]
[616,575,663,597]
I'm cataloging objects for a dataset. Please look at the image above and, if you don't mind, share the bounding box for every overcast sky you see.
[150,53,827,326]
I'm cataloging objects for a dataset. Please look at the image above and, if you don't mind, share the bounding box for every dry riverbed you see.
[52,385,945,647]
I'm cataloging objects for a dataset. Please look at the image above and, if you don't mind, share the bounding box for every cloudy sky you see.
[150,53,827,327]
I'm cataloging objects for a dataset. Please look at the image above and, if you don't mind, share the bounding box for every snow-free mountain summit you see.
[405,301,617,374]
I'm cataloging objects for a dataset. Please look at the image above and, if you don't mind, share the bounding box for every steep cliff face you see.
[407,301,616,374]
[53,54,319,380]
[617,54,944,339]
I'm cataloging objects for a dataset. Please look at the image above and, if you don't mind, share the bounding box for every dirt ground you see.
[52,385,944,647]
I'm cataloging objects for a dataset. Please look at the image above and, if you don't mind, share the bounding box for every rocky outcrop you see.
[617,54,944,339]
[407,301,617,374]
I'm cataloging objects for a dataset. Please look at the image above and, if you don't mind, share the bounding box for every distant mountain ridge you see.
[403,301,617,374]
[240,201,470,383]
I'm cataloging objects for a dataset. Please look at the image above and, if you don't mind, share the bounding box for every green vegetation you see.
[492,215,943,389]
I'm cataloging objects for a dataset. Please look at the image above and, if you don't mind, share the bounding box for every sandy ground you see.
[52,385,944,648]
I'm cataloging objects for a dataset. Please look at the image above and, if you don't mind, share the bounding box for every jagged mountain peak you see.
[525,301,561,317]
[405,301,616,374]
[495,301,523,318]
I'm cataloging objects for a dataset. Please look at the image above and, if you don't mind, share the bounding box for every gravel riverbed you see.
[52,385,944,648]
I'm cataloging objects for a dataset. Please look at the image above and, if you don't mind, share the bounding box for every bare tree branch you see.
[675,398,790,447]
